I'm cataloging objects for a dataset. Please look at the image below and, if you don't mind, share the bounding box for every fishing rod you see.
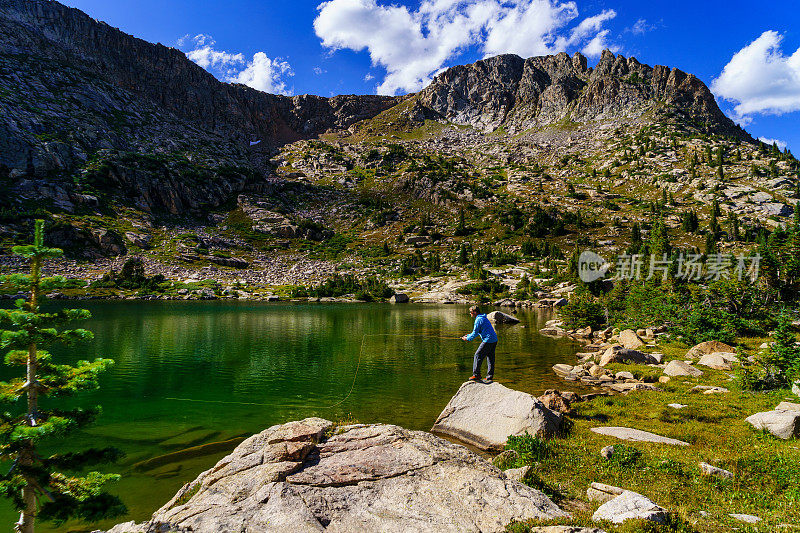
[165,333,461,409]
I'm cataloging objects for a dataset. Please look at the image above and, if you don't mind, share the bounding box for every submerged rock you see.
[104,418,568,533]
[432,381,561,451]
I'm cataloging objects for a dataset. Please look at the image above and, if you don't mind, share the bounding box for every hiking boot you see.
[484,377,493,383]
[468,375,481,382]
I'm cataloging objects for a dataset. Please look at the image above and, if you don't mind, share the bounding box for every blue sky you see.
[62,0,800,153]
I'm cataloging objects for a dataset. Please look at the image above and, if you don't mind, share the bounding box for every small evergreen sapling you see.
[0,221,125,533]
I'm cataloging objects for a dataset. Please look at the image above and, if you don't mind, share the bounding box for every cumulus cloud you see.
[180,34,294,95]
[230,53,294,94]
[712,31,800,121]
[314,0,618,95]
[759,137,788,150]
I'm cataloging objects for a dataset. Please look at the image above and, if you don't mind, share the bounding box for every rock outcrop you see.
[591,490,667,524]
[590,427,690,446]
[416,51,745,138]
[0,0,398,212]
[102,417,568,533]
[432,381,561,451]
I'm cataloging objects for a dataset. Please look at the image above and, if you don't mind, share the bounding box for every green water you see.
[0,301,582,532]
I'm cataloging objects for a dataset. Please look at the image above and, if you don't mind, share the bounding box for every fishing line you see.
[165,333,460,409]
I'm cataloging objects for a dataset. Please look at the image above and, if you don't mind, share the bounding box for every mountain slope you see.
[0,0,397,212]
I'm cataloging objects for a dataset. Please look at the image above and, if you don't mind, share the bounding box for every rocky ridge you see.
[0,0,398,212]
[416,51,744,137]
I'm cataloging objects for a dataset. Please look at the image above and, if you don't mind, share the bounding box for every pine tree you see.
[630,222,643,253]
[681,210,699,233]
[454,208,467,236]
[459,243,472,265]
[786,203,800,288]
[0,221,124,533]
[649,214,671,256]
[769,313,800,385]
[709,197,721,237]
[728,211,740,241]
[705,231,718,255]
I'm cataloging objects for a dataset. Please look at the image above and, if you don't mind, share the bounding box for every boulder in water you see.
[487,310,520,324]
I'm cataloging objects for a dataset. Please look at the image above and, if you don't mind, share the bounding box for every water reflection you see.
[0,301,582,531]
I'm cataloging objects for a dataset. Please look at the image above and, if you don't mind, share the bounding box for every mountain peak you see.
[416,50,744,137]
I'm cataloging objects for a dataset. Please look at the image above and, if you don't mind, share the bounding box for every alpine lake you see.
[0,301,583,532]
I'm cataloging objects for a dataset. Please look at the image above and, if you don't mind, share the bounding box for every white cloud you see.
[364,73,374,81]
[711,31,800,121]
[230,53,294,94]
[626,18,653,35]
[313,66,326,75]
[759,137,787,150]
[180,34,294,95]
[314,0,618,95]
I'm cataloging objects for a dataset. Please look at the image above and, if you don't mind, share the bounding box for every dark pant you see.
[473,341,497,379]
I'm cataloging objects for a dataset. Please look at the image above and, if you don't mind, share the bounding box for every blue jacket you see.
[466,314,498,343]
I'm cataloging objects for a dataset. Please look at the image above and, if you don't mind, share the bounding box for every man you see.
[461,305,498,383]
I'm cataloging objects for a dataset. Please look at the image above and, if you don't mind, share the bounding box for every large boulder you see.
[105,418,568,533]
[776,402,800,412]
[599,346,657,367]
[487,310,520,324]
[745,410,800,440]
[697,352,738,370]
[591,491,667,524]
[538,389,573,414]
[432,382,561,451]
[618,329,645,350]
[792,381,800,398]
[663,360,703,377]
[685,340,734,359]
[389,293,409,303]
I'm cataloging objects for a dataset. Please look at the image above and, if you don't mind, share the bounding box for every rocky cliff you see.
[0,0,398,212]
[416,51,745,136]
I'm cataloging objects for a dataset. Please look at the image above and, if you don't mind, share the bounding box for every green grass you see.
[500,363,799,532]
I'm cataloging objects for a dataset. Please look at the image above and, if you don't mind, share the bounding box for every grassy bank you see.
[502,337,799,532]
